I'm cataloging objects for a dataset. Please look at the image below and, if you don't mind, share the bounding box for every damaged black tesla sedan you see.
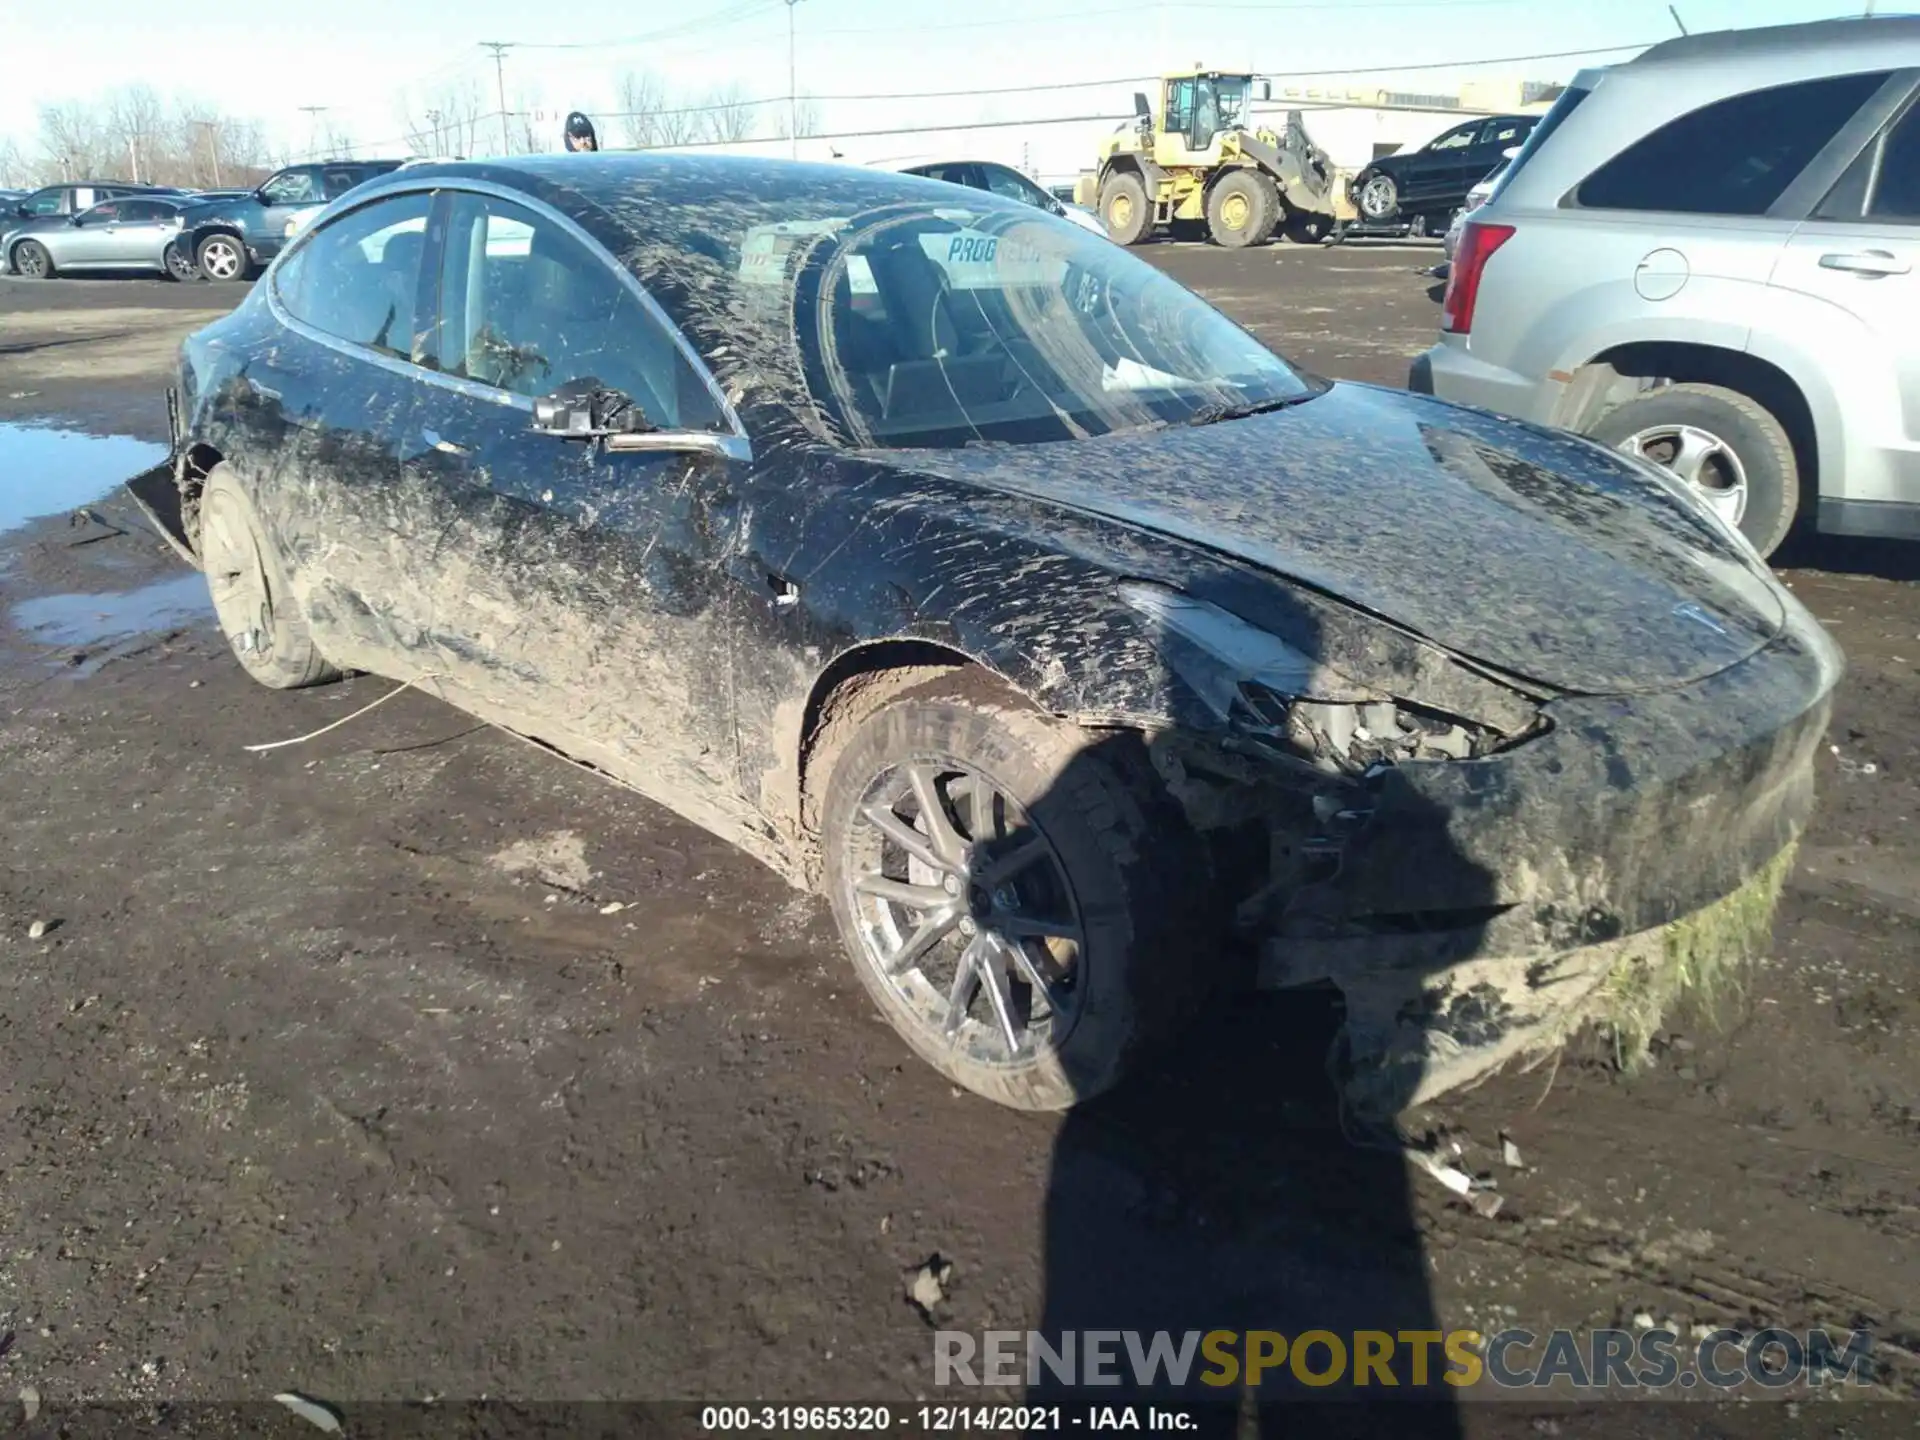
[145,154,1841,1115]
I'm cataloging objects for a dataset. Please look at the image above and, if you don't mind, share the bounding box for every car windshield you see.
[711,200,1312,448]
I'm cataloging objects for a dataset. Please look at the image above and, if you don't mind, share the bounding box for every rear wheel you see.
[199,465,341,689]
[1587,383,1800,558]
[195,232,250,283]
[1098,171,1153,245]
[1356,171,1399,222]
[820,672,1208,1110]
[1206,170,1279,248]
[11,240,53,279]
[162,241,197,282]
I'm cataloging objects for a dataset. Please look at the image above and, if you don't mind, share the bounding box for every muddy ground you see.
[1,248,1917,1430]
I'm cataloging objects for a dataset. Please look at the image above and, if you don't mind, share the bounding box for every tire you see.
[1282,211,1334,245]
[198,464,341,689]
[1206,170,1278,248]
[1098,170,1152,246]
[1587,383,1800,559]
[11,239,54,280]
[162,241,197,282]
[820,671,1208,1111]
[195,232,250,283]
[1356,171,1399,222]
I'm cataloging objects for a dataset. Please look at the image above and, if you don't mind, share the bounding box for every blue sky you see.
[0,0,1867,159]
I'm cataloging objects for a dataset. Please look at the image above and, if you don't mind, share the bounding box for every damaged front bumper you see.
[1234,614,1841,1113]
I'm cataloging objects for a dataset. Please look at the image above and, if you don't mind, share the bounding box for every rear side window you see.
[1574,72,1889,215]
[1486,87,1586,203]
[1818,95,1920,222]
[273,192,433,360]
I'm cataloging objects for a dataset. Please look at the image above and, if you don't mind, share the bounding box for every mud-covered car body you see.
[152,155,1839,1110]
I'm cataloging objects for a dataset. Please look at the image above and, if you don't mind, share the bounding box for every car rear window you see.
[1486,86,1587,205]
[1573,71,1889,216]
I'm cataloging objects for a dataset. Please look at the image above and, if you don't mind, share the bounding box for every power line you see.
[509,0,779,49]
[808,0,1529,36]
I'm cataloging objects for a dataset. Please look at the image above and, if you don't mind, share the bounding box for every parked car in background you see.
[1415,16,1920,557]
[176,159,407,281]
[146,153,1837,1116]
[1442,150,1516,262]
[7,181,180,221]
[1351,114,1538,234]
[892,158,1110,238]
[3,195,195,279]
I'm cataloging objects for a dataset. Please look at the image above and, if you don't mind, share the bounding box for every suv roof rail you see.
[1632,14,1920,67]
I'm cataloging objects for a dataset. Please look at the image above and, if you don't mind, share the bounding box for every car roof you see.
[1624,15,1920,73]
[1499,17,1920,208]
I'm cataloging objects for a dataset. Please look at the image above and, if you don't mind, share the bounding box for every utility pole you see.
[480,42,514,155]
[785,0,801,159]
[194,120,222,186]
[425,108,444,155]
[127,136,139,184]
[299,105,329,160]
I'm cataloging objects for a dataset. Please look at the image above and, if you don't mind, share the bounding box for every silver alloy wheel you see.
[164,243,196,281]
[844,759,1084,1066]
[199,237,243,280]
[13,242,47,278]
[1615,422,1749,527]
[200,486,276,663]
[1358,174,1396,218]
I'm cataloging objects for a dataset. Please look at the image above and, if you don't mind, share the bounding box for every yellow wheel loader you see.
[1077,70,1338,248]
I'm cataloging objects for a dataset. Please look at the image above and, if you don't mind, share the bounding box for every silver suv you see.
[1413,18,1920,557]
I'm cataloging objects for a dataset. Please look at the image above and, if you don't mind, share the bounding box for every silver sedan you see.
[3,197,195,280]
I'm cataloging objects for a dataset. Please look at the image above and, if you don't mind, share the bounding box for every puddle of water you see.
[11,571,210,647]
[0,423,168,537]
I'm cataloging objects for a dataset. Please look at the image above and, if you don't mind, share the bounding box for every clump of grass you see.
[1592,841,1798,1069]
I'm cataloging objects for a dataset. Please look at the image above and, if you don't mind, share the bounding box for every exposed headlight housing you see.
[1118,581,1534,778]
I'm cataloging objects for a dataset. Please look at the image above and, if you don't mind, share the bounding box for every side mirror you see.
[532,383,653,440]
[1132,91,1152,119]
[69,213,85,226]
[1502,146,1521,160]
[1260,79,1272,100]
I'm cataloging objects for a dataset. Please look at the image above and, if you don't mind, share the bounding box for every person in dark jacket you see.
[564,112,599,152]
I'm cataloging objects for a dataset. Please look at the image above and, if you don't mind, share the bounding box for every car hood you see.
[872,382,1787,695]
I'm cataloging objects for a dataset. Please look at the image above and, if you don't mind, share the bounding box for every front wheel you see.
[1206,170,1279,248]
[199,465,342,689]
[1587,383,1800,558]
[11,240,53,279]
[1356,171,1399,222]
[820,673,1208,1110]
[195,233,250,283]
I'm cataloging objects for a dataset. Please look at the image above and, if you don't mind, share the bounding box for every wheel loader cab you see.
[1158,72,1253,162]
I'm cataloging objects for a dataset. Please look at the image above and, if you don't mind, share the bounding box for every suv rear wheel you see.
[1588,383,1799,558]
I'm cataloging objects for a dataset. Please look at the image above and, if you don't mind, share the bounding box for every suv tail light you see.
[1442,220,1514,335]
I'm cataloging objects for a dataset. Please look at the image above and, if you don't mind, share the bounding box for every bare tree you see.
[0,137,25,187]
[106,84,167,182]
[695,83,759,143]
[21,92,276,187]
[38,101,111,180]
[775,96,824,141]
[613,70,703,148]
[398,77,487,158]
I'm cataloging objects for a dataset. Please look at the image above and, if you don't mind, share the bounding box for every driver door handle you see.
[1819,249,1911,276]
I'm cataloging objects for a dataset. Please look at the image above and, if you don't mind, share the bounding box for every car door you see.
[97,199,179,266]
[393,187,759,824]
[1464,117,1531,201]
[256,167,325,247]
[58,201,123,266]
[1776,88,1920,506]
[234,189,438,667]
[1404,121,1482,211]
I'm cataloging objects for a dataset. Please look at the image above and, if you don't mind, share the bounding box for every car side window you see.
[23,191,63,216]
[1429,124,1477,152]
[432,191,726,431]
[273,192,433,361]
[1485,120,1528,150]
[916,164,974,187]
[1818,96,1920,223]
[322,168,362,200]
[118,200,170,222]
[980,164,1049,209]
[1575,72,1889,215]
[261,170,320,205]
